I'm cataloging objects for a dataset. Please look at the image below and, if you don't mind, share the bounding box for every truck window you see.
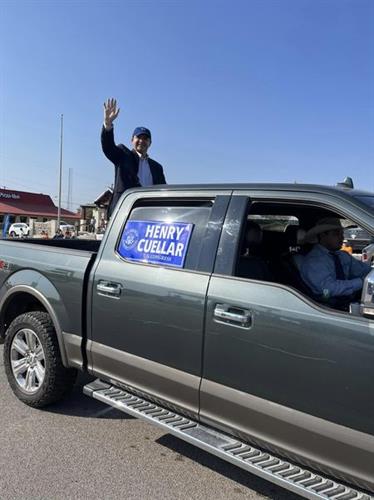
[117,199,213,271]
[236,214,300,283]
[230,200,374,312]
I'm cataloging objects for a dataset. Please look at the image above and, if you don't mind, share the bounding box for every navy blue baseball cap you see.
[132,127,151,140]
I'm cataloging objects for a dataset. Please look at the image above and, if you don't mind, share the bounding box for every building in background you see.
[0,188,80,235]
[80,188,112,233]
[94,188,112,230]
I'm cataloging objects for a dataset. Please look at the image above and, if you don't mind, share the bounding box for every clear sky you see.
[1,0,373,212]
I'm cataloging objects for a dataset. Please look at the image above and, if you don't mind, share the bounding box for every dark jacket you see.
[101,126,166,216]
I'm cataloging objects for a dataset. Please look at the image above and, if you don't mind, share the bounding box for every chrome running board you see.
[83,379,372,500]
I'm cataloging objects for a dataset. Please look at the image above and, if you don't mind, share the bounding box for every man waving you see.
[101,98,166,217]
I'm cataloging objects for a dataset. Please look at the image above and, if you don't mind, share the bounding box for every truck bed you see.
[0,238,100,340]
[4,237,101,253]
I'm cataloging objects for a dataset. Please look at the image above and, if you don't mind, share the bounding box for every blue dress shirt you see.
[300,244,371,298]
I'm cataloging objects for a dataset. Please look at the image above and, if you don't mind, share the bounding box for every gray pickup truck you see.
[1,183,374,500]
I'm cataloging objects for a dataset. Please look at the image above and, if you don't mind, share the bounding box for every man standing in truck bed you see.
[101,98,167,217]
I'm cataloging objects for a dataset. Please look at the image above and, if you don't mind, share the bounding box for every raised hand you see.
[103,98,120,129]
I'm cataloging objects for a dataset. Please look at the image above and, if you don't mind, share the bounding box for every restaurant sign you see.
[0,192,21,200]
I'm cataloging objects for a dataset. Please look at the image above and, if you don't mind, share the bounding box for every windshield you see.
[355,196,374,209]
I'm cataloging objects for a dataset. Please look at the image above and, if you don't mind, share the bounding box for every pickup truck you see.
[1,183,374,500]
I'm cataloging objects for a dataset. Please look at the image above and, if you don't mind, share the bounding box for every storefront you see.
[0,188,80,235]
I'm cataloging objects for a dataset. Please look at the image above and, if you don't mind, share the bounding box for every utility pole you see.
[67,167,73,212]
[57,114,63,228]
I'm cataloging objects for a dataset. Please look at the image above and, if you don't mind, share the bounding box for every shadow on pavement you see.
[157,434,301,500]
[45,372,134,420]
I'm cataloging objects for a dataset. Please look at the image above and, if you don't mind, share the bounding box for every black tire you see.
[4,311,77,408]
[9,231,15,237]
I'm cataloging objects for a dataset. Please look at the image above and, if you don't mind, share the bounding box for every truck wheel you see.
[3,311,77,408]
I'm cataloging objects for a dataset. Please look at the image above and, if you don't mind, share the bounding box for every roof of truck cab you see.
[129,183,373,197]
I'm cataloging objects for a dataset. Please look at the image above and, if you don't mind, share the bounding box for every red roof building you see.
[0,188,80,225]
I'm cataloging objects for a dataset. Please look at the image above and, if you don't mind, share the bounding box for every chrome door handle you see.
[97,281,122,297]
[214,304,252,328]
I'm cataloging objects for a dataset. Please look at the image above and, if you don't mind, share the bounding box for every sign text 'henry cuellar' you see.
[118,220,193,268]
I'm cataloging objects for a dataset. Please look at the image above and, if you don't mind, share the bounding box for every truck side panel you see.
[0,242,96,367]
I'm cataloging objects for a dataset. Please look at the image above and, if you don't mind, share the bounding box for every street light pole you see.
[57,114,63,229]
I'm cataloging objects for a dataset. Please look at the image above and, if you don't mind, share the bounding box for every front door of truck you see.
[89,190,230,417]
[200,193,374,486]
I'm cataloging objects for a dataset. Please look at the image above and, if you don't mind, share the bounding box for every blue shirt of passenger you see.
[300,244,371,298]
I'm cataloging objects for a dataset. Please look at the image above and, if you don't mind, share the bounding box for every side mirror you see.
[360,270,374,318]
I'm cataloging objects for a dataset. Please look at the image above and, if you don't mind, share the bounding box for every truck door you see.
[88,190,230,417]
[200,194,374,486]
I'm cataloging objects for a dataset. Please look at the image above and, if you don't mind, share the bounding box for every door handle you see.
[214,304,252,328]
[97,281,122,297]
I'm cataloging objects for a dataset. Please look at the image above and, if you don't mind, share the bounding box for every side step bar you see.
[83,379,373,500]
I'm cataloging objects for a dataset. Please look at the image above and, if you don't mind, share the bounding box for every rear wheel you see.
[4,311,77,407]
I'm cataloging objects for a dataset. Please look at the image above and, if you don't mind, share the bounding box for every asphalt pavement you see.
[0,345,300,500]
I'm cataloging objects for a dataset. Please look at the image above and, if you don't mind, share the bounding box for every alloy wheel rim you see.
[10,328,46,394]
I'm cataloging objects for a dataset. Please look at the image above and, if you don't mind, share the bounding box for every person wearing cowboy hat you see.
[300,217,371,308]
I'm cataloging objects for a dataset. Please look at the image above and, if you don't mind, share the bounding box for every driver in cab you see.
[300,218,371,309]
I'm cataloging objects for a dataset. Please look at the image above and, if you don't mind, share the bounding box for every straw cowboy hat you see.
[303,217,343,243]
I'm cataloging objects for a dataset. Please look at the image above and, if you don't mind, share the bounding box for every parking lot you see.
[0,345,301,500]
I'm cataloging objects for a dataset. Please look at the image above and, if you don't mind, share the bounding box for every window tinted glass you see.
[355,196,374,209]
[248,215,298,232]
[120,200,213,270]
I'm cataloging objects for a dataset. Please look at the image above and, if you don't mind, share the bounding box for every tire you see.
[9,231,15,237]
[4,311,77,408]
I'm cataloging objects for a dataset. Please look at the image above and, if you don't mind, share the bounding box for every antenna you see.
[336,176,354,189]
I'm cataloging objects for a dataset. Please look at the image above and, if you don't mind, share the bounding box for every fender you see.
[0,271,71,367]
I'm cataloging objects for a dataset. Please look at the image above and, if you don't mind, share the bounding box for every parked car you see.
[344,226,374,253]
[0,183,374,498]
[8,222,30,238]
[362,243,374,266]
[59,220,75,232]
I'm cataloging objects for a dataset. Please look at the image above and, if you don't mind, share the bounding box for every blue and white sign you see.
[118,220,194,268]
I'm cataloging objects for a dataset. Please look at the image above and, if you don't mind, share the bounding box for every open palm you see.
[104,98,120,128]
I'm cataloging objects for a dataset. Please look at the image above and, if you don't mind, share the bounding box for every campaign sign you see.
[118,220,194,268]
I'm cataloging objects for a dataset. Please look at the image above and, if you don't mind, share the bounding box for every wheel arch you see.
[0,286,69,367]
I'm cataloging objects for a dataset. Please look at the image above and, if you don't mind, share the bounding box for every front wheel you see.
[4,311,77,407]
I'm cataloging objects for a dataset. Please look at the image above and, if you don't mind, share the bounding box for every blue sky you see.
[1,0,373,211]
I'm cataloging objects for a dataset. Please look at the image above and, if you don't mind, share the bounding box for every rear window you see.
[344,227,373,239]
[117,200,213,271]
[248,215,299,232]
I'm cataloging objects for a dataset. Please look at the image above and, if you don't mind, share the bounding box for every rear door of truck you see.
[88,189,230,417]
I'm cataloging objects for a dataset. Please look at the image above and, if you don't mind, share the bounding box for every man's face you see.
[132,134,151,156]
[320,228,344,251]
